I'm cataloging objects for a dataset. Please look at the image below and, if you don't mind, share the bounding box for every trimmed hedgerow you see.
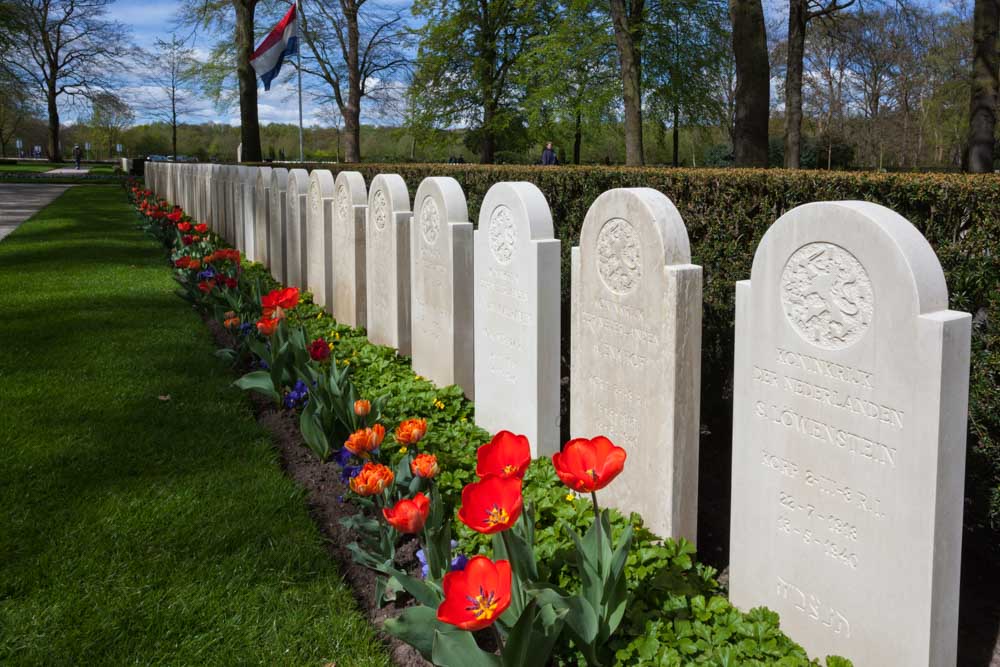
[266,163,1000,542]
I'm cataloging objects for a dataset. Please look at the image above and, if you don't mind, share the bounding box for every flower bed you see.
[125,178,850,666]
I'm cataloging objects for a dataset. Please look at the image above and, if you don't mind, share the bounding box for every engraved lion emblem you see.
[781,242,874,350]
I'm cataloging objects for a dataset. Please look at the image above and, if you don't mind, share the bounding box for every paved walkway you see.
[43,167,90,176]
[0,183,73,242]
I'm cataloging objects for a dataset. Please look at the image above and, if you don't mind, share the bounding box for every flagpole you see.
[296,0,304,162]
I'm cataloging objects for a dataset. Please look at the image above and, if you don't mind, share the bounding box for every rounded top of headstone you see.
[579,188,691,294]
[256,166,273,188]
[237,165,255,179]
[334,171,368,206]
[308,169,336,198]
[369,174,411,219]
[270,167,289,190]
[287,168,309,194]
[754,201,948,319]
[413,176,469,237]
[478,183,553,261]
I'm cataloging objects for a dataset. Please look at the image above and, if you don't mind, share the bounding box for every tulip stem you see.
[591,491,602,556]
[492,623,505,654]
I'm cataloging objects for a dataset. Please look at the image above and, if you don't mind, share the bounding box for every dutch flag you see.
[250,4,298,92]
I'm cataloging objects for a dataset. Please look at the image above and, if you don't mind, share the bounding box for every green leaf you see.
[384,606,446,660]
[431,629,501,667]
[232,370,279,402]
[501,600,566,667]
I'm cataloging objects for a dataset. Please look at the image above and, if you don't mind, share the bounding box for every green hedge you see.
[269,163,1000,541]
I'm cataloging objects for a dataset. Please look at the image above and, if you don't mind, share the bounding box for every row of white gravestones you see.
[144,162,971,666]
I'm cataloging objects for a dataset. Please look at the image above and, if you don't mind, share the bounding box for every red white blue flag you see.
[250,4,298,92]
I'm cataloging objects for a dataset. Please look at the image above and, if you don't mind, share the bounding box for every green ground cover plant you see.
[0,185,391,666]
[135,181,852,665]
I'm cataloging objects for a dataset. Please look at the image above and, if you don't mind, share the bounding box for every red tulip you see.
[194,223,208,233]
[309,338,331,361]
[382,493,430,533]
[177,222,192,232]
[197,279,215,293]
[457,475,523,534]
[256,315,280,336]
[262,287,299,317]
[476,430,531,479]
[437,556,511,631]
[552,436,626,493]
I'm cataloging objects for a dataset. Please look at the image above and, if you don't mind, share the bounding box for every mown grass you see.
[0,163,116,173]
[0,185,391,666]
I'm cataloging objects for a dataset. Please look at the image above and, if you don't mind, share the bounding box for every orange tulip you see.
[354,399,371,417]
[410,453,439,479]
[349,462,394,496]
[344,424,386,457]
[395,418,427,445]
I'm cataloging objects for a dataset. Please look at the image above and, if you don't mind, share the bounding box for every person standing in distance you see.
[73,144,82,169]
[541,141,558,165]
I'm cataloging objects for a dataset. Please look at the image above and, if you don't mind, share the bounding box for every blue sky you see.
[109,0,966,127]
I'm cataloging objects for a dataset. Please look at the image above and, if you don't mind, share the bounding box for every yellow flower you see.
[316,312,323,319]
[327,342,335,351]
[399,446,408,455]
[460,417,467,423]
[565,493,575,502]
[434,400,445,410]
[414,374,423,381]
[334,332,341,340]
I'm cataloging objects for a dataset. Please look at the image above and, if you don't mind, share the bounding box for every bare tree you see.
[89,92,134,158]
[966,0,999,172]
[146,34,199,159]
[1,0,129,160]
[730,0,769,167]
[783,0,853,169]
[299,0,410,163]
[608,0,645,165]
[0,71,34,157]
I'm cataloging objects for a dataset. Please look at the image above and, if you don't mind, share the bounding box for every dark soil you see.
[207,317,430,667]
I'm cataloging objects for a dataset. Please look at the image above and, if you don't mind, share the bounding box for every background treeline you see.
[0,0,992,172]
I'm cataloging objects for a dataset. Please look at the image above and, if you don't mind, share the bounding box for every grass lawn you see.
[0,163,117,173]
[0,185,391,666]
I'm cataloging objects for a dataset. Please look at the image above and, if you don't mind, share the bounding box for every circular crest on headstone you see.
[337,184,349,225]
[488,204,517,264]
[420,195,440,245]
[372,188,388,232]
[596,217,642,294]
[780,242,874,349]
[309,179,320,215]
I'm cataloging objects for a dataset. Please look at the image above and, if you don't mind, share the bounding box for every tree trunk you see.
[46,82,60,161]
[234,0,262,162]
[730,0,769,167]
[609,0,644,165]
[966,0,999,173]
[672,103,680,167]
[784,0,806,169]
[171,94,178,159]
[344,3,362,163]
[574,110,582,164]
[480,100,497,163]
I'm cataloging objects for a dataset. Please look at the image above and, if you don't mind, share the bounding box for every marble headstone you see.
[474,182,560,456]
[239,166,257,259]
[570,188,702,541]
[729,201,971,667]
[365,173,412,354]
[268,168,289,284]
[410,177,475,398]
[285,168,310,288]
[331,171,368,328]
[306,169,336,308]
[254,167,273,267]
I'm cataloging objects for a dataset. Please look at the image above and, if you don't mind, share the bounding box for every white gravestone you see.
[306,169,336,308]
[208,165,222,231]
[230,166,245,250]
[474,182,561,456]
[410,177,475,399]
[331,171,368,328]
[365,174,412,355]
[254,167,273,267]
[729,202,971,667]
[570,188,702,542]
[222,166,236,243]
[285,169,310,288]
[239,166,257,260]
[268,168,289,284]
